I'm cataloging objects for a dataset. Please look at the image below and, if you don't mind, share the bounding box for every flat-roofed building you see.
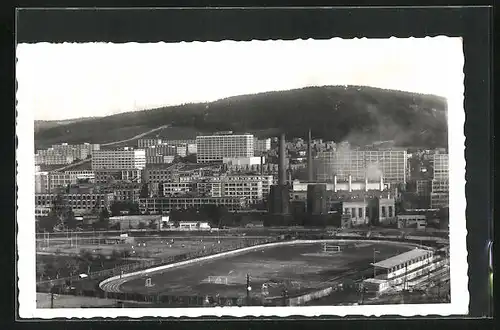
[316,149,407,184]
[139,196,246,214]
[196,134,254,163]
[162,182,196,197]
[99,182,142,202]
[254,138,271,155]
[363,248,436,293]
[92,148,146,171]
[138,138,163,148]
[430,153,449,209]
[397,214,427,230]
[341,196,395,226]
[432,153,449,180]
[35,171,50,193]
[35,193,114,216]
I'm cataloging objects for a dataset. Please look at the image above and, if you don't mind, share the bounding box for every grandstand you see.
[363,248,449,293]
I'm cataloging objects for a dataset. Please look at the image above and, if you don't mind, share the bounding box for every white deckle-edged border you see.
[16,36,468,318]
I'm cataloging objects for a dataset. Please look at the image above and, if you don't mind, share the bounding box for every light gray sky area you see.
[16,37,463,121]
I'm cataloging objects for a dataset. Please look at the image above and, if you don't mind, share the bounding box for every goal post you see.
[323,243,341,253]
[208,276,228,285]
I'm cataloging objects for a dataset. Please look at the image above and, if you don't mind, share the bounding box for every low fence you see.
[38,284,262,308]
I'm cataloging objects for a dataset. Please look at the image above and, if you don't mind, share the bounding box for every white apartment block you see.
[35,171,50,193]
[196,174,273,204]
[196,134,254,163]
[138,138,163,148]
[35,143,100,165]
[35,151,74,165]
[52,143,100,158]
[316,149,407,184]
[433,154,449,180]
[430,154,449,209]
[92,149,146,171]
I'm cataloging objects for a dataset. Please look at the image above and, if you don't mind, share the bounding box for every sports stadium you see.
[98,237,447,306]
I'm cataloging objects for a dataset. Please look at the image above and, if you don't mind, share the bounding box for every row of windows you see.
[388,254,432,273]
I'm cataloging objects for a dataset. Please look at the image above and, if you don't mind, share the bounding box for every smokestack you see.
[348,174,352,192]
[279,133,286,186]
[334,175,338,192]
[260,155,264,175]
[380,174,384,191]
[307,129,313,182]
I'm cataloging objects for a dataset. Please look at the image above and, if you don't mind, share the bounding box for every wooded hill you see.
[35,85,448,149]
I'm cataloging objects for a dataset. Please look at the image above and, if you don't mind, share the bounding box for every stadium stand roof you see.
[371,248,432,269]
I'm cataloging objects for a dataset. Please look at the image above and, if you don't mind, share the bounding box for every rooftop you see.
[371,248,432,269]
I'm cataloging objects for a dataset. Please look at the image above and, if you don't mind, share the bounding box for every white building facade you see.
[92,149,146,171]
[196,134,254,163]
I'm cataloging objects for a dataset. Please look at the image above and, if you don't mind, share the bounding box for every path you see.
[101,125,170,147]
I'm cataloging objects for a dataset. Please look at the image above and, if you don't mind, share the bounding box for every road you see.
[52,158,91,172]
[101,124,170,147]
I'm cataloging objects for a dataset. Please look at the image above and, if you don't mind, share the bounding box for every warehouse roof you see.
[372,248,432,269]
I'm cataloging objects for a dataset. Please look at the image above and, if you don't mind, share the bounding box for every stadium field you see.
[117,241,414,299]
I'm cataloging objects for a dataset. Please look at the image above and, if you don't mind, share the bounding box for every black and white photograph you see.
[16,36,467,318]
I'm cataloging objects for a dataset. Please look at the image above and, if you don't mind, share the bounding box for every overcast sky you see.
[17,37,463,121]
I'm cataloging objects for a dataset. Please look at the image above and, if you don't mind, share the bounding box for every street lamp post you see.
[373,249,380,278]
[246,274,251,306]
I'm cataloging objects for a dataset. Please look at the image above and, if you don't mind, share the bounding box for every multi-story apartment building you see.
[34,170,96,193]
[316,149,407,184]
[254,138,271,155]
[416,179,432,197]
[98,182,142,203]
[94,169,143,184]
[35,143,100,165]
[164,139,196,146]
[430,154,449,209]
[92,148,146,171]
[138,196,246,214]
[138,138,163,148]
[195,174,273,204]
[432,154,449,180]
[196,134,254,163]
[161,182,196,197]
[35,149,74,165]
[51,143,100,159]
[35,171,50,193]
[35,192,114,216]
